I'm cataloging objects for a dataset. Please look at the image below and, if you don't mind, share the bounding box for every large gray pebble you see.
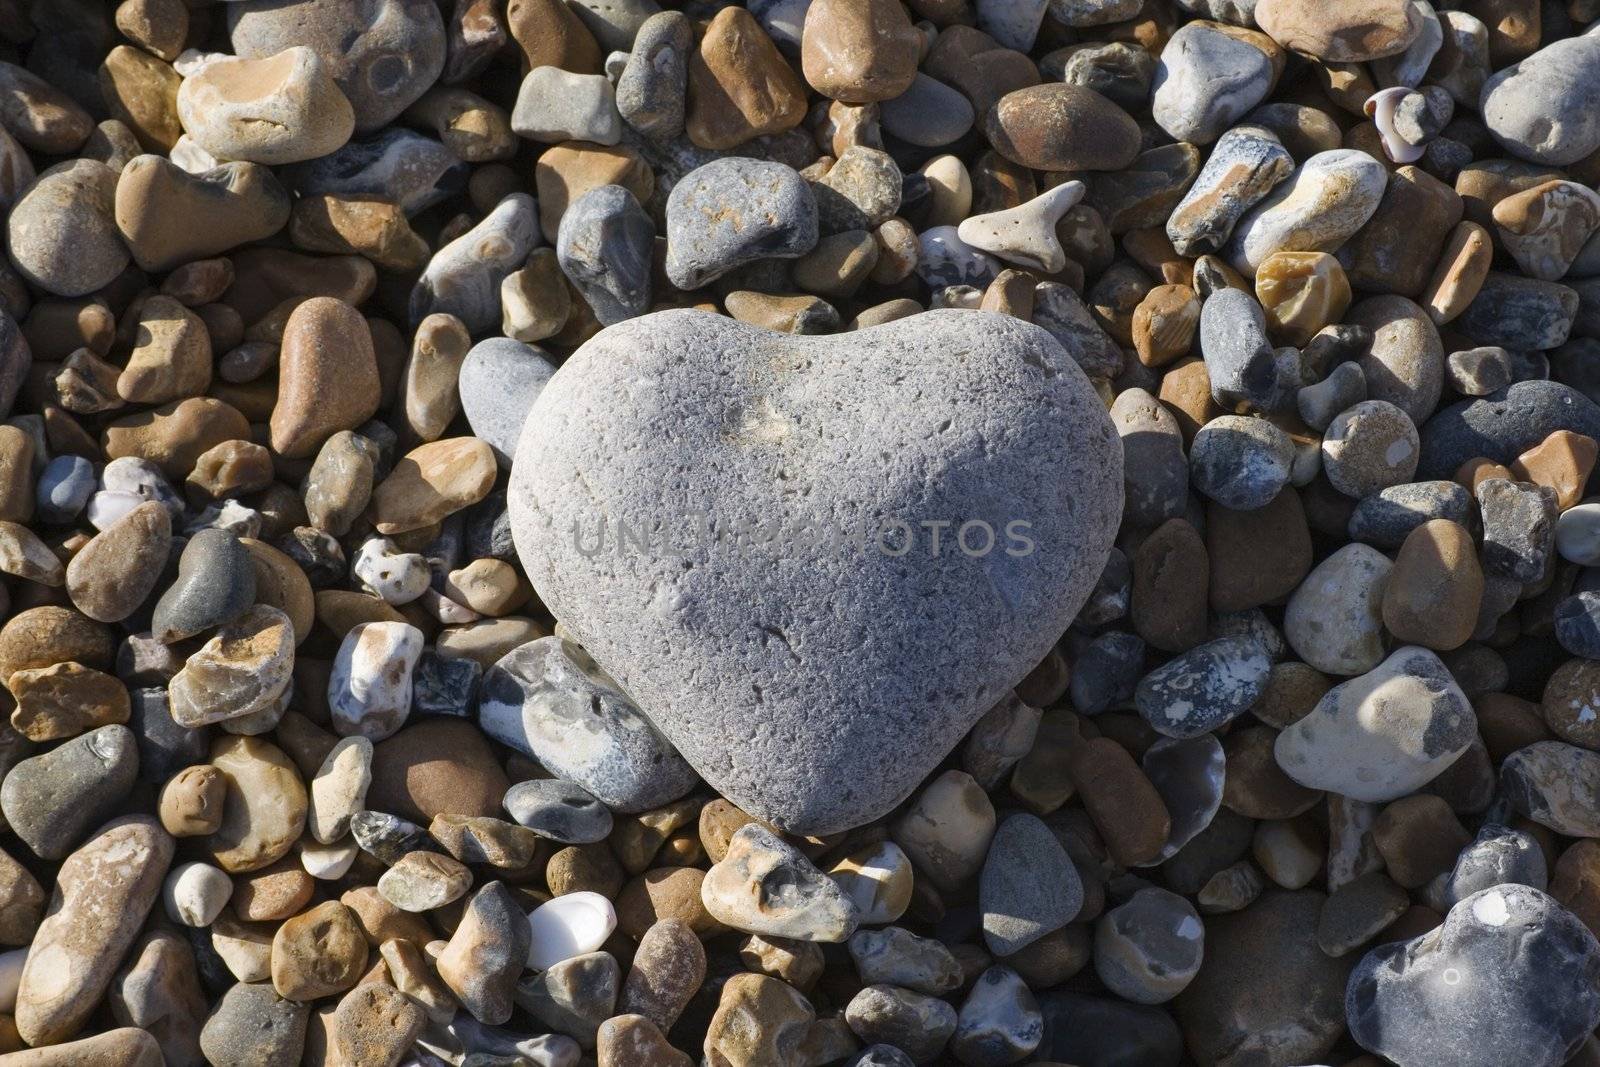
[664,158,817,290]
[1347,885,1600,1067]
[503,778,614,843]
[460,338,558,469]
[1152,20,1275,145]
[616,12,691,140]
[980,813,1083,956]
[478,637,698,813]
[509,309,1121,835]
[0,725,139,859]
[1480,34,1600,166]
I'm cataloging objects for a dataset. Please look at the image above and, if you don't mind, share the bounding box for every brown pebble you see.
[1474,691,1553,762]
[705,972,814,1067]
[157,765,226,837]
[0,606,112,690]
[102,397,251,481]
[0,845,45,945]
[368,438,497,535]
[506,0,602,73]
[7,661,129,742]
[1132,283,1200,367]
[1371,794,1470,888]
[547,843,625,899]
[1542,659,1600,750]
[800,0,920,104]
[1206,490,1312,613]
[616,867,726,939]
[1067,737,1170,868]
[1552,838,1600,938]
[0,426,34,523]
[1156,358,1220,445]
[598,1014,692,1067]
[99,45,181,151]
[1380,519,1483,651]
[272,901,370,1002]
[687,8,808,151]
[534,142,654,244]
[984,84,1141,173]
[1223,724,1324,819]
[1131,518,1209,653]
[1454,456,1515,492]
[233,857,316,922]
[270,297,379,460]
[620,918,708,1032]
[1512,430,1598,511]
[328,982,425,1067]
[1251,662,1332,730]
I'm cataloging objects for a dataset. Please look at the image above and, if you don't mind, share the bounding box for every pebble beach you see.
[2,0,1600,1065]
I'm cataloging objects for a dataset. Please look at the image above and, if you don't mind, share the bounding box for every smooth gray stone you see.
[1455,272,1579,352]
[846,986,957,1064]
[1480,33,1600,166]
[1049,41,1156,109]
[879,74,973,148]
[36,453,93,523]
[350,810,439,865]
[569,0,659,50]
[616,11,691,140]
[226,0,446,131]
[128,687,209,784]
[1189,415,1293,509]
[1152,20,1275,145]
[1444,824,1548,908]
[980,813,1083,956]
[508,309,1122,835]
[1347,480,1471,548]
[199,983,308,1067]
[664,158,817,290]
[435,1017,581,1065]
[0,309,26,420]
[1298,360,1367,432]
[1174,0,1256,24]
[503,778,614,843]
[1111,387,1187,528]
[411,192,540,334]
[478,637,698,814]
[1347,885,1600,1067]
[459,337,558,469]
[283,128,467,215]
[848,927,963,995]
[511,67,621,146]
[150,528,255,644]
[0,725,139,859]
[1069,630,1144,714]
[1049,0,1142,24]
[1418,379,1600,479]
[748,0,810,53]
[1201,286,1285,412]
[1167,125,1291,256]
[556,184,654,327]
[515,951,619,1048]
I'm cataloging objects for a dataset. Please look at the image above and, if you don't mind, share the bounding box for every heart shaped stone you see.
[509,309,1121,835]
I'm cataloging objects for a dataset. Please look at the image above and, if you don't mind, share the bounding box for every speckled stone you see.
[664,158,818,290]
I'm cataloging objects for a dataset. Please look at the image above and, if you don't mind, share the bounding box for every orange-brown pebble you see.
[1512,430,1598,511]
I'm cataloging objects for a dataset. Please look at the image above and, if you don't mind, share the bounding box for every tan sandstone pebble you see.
[186,439,273,504]
[272,900,370,1002]
[339,886,434,949]
[13,816,174,1047]
[114,156,291,274]
[725,291,840,334]
[0,524,61,589]
[206,734,308,874]
[1381,519,1484,651]
[101,397,251,480]
[1132,284,1200,367]
[598,1014,692,1067]
[377,938,456,1024]
[177,47,354,166]
[1542,659,1600,750]
[1512,430,1598,511]
[1207,492,1309,614]
[686,8,808,151]
[326,982,425,1067]
[1255,252,1351,346]
[0,426,34,521]
[617,867,727,939]
[1372,794,1471,888]
[291,195,429,272]
[270,297,379,459]
[0,1027,163,1065]
[620,918,708,1032]
[1069,737,1171,867]
[0,846,45,944]
[115,0,189,61]
[892,769,996,893]
[800,0,920,104]
[1475,692,1553,762]
[232,856,315,922]
[1157,358,1221,444]
[1421,222,1492,325]
[1454,456,1516,493]
[443,559,530,617]
[548,843,625,898]
[738,934,826,992]
[368,438,497,535]
[0,606,112,690]
[309,736,373,845]
[985,84,1141,173]
[99,45,181,151]
[1256,0,1421,61]
[117,295,211,406]
[1492,179,1600,282]
[704,972,815,1067]
[7,662,129,741]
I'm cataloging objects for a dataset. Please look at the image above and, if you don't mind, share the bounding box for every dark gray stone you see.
[557,184,654,327]
[1347,885,1600,1067]
[1200,287,1286,413]
[350,810,440,865]
[1347,480,1472,549]
[980,813,1083,956]
[411,193,540,334]
[503,778,614,843]
[150,528,256,644]
[283,128,467,215]
[1456,273,1580,351]
[508,309,1123,835]
[1034,281,1125,380]
[412,649,480,718]
[664,158,818,290]
[1036,992,1183,1067]
[199,982,308,1067]
[514,951,619,1048]
[1069,631,1145,715]
[1189,415,1293,510]
[1419,379,1600,479]
[0,725,139,859]
[879,74,974,147]
[0,308,27,421]
[1136,634,1271,738]
[1556,593,1600,659]
[1477,479,1556,583]
[128,687,209,783]
[1444,824,1548,908]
